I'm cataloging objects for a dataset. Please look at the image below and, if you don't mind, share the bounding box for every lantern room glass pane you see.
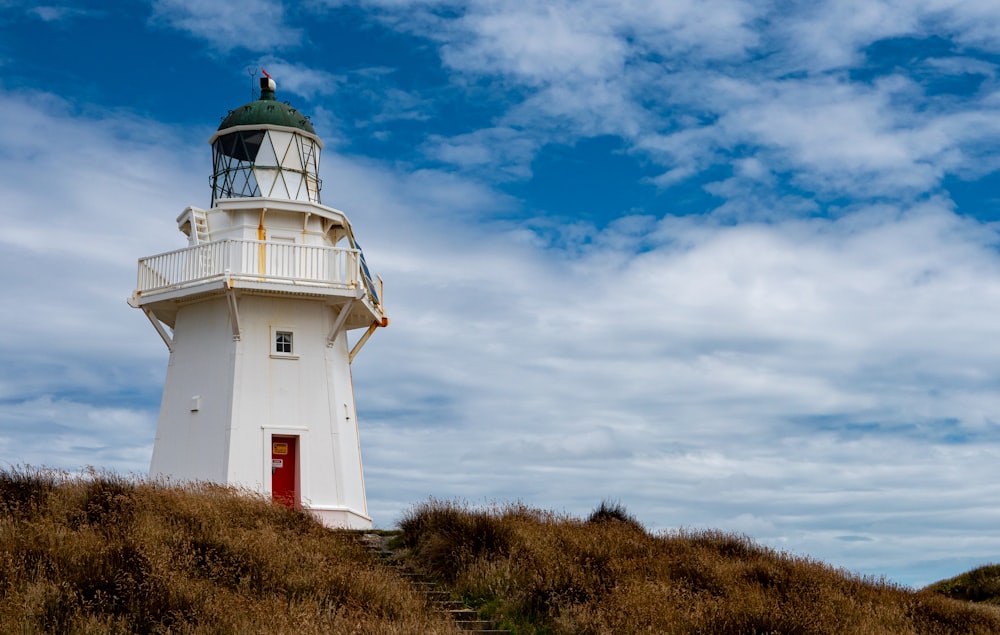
[269,131,293,166]
[283,172,302,201]
[212,129,323,205]
[284,136,304,171]
[255,133,279,167]
[271,171,289,198]
[216,131,264,162]
[305,175,320,201]
[254,167,278,198]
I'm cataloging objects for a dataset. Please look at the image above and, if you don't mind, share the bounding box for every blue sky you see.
[3,0,1000,588]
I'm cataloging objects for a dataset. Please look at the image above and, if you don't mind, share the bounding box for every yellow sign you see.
[273,442,288,455]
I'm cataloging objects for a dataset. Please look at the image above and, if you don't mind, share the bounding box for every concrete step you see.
[353,532,513,633]
[456,620,504,631]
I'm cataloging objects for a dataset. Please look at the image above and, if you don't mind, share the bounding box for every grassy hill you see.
[1,468,998,634]
[399,500,1000,634]
[0,468,460,634]
[926,564,1000,605]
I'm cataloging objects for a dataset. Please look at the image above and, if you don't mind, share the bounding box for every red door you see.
[271,436,298,508]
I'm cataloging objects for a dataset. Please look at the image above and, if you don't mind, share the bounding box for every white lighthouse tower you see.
[129,74,387,529]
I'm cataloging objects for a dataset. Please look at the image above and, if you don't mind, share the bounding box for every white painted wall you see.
[149,192,374,528]
[150,297,236,484]
[146,119,378,529]
[151,293,371,528]
[200,205,345,247]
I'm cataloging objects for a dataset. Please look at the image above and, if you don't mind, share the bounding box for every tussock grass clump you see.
[586,499,643,532]
[398,498,515,583]
[0,468,460,634]
[400,500,1000,635]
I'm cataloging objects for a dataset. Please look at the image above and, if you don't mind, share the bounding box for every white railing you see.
[136,239,362,295]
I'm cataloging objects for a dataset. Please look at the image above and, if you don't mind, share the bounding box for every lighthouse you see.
[128,73,387,529]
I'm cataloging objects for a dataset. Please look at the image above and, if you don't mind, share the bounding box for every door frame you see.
[261,426,307,506]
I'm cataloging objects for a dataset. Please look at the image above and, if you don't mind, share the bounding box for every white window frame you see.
[270,326,299,359]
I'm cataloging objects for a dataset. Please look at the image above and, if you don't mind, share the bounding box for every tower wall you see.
[150,293,370,528]
[201,207,337,247]
[150,297,237,483]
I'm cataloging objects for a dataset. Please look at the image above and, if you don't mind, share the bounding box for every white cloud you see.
[440,5,629,84]
[0,87,201,471]
[703,75,941,195]
[27,6,95,22]
[920,0,1000,51]
[255,58,341,100]
[0,397,154,473]
[424,126,538,179]
[773,0,919,71]
[149,0,302,52]
[632,61,1000,200]
[428,0,760,82]
[325,0,1000,205]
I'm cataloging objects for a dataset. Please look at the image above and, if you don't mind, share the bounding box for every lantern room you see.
[210,75,322,205]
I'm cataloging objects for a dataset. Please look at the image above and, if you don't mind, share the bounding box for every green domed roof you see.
[218,86,316,134]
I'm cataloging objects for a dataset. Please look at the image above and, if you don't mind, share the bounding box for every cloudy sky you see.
[4,0,1000,587]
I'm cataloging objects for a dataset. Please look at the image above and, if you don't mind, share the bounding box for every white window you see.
[271,327,298,359]
[275,331,293,354]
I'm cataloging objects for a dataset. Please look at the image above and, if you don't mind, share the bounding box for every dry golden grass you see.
[399,499,1000,635]
[5,468,994,635]
[0,467,461,634]
[926,564,1000,605]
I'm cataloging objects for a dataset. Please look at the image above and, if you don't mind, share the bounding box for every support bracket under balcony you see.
[225,278,241,341]
[327,300,355,347]
[349,321,380,363]
[143,308,174,353]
